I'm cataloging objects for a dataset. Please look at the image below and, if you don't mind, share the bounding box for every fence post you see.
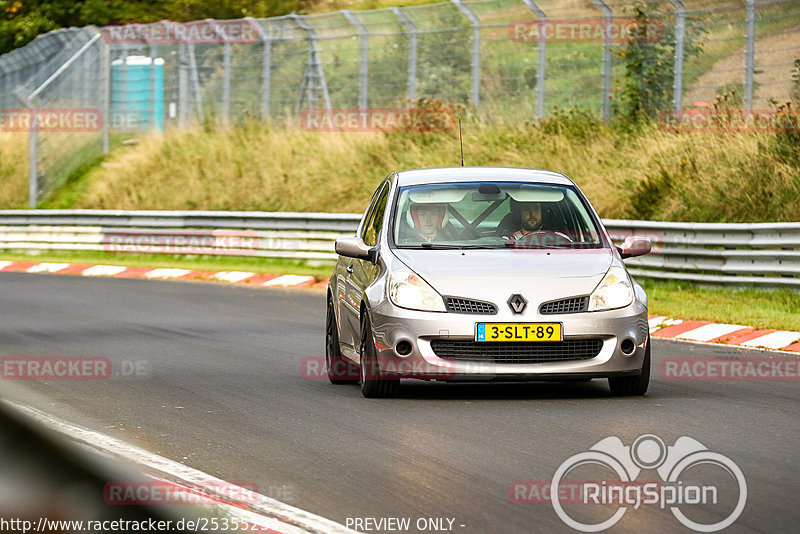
[178,43,188,128]
[291,14,332,114]
[342,10,369,110]
[28,111,38,207]
[391,7,417,105]
[100,36,109,153]
[188,43,204,122]
[210,20,231,126]
[591,0,613,120]
[147,37,158,130]
[522,0,546,118]
[668,0,686,113]
[245,17,272,118]
[744,0,756,110]
[451,0,481,108]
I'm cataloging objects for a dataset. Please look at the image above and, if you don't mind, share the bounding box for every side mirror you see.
[335,237,378,263]
[617,236,652,259]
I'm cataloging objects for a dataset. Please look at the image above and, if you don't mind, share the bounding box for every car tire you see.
[326,294,359,384]
[359,311,399,398]
[608,335,650,396]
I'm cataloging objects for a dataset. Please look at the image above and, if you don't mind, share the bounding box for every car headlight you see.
[388,268,446,312]
[588,266,634,311]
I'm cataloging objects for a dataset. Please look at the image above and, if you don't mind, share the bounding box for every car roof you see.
[394,167,575,187]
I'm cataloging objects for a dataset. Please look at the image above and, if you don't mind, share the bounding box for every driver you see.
[507,201,545,240]
[506,201,572,246]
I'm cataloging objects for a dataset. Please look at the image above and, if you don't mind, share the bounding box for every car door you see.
[338,181,388,353]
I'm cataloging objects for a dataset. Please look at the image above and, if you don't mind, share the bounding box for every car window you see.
[392,181,603,249]
[363,183,389,247]
[359,182,385,241]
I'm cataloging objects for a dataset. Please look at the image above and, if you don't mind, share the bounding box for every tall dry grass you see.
[69,118,800,222]
[0,132,30,208]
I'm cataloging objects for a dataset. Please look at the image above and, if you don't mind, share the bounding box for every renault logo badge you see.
[507,294,527,314]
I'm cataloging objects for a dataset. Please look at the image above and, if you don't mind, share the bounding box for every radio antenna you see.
[458,118,464,166]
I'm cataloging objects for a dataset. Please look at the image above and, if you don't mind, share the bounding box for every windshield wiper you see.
[416,243,505,250]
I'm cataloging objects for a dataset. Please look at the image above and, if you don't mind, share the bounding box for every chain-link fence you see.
[1,0,799,206]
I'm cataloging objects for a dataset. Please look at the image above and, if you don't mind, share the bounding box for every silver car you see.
[326,167,652,398]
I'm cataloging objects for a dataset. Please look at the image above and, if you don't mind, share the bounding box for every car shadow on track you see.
[373,379,637,401]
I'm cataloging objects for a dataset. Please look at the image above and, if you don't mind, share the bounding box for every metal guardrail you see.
[0,210,798,287]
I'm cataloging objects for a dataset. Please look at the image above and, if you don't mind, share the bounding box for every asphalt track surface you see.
[1,272,798,534]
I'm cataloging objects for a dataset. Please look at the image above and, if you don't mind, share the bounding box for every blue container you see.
[110,56,164,131]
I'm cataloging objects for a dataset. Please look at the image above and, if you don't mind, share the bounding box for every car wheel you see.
[608,334,650,396]
[326,294,358,384]
[359,311,399,398]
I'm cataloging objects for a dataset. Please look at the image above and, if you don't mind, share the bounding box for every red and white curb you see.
[4,260,797,353]
[0,261,329,289]
[649,315,800,353]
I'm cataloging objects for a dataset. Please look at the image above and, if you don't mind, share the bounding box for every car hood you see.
[392,248,613,304]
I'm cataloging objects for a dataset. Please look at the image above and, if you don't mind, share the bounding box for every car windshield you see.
[392,181,604,249]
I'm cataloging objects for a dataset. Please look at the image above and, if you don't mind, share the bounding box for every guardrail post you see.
[451,0,481,108]
[591,0,613,120]
[342,10,369,110]
[668,0,686,113]
[391,7,417,105]
[522,0,546,118]
[744,0,756,111]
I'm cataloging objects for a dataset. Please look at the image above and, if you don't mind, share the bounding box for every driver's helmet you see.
[409,202,447,236]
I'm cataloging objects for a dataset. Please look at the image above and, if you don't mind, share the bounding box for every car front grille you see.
[430,338,603,364]
[539,296,589,315]
[446,297,498,315]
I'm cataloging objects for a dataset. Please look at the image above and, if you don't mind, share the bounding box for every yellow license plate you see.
[475,323,562,342]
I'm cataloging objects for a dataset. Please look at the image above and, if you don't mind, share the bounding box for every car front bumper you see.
[368,299,649,381]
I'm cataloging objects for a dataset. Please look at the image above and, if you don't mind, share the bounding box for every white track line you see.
[144,268,193,279]
[82,265,128,276]
[740,331,800,350]
[4,401,356,534]
[263,275,314,287]
[27,262,71,273]
[212,271,256,283]
[676,323,747,342]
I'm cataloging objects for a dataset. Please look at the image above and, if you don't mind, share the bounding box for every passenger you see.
[398,202,458,243]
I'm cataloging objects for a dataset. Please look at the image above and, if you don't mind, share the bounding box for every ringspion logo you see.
[551,434,746,532]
